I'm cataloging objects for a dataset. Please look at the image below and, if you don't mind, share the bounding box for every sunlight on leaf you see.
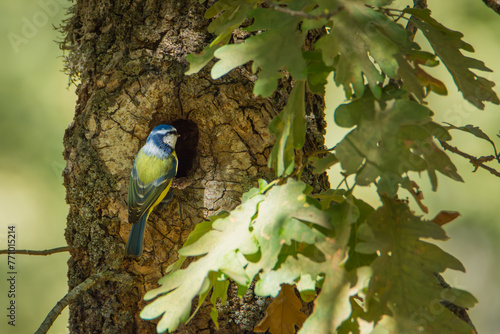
[268,81,306,176]
[141,179,331,333]
[212,7,306,97]
[298,196,361,334]
[140,194,264,333]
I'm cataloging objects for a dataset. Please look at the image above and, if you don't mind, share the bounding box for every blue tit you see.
[125,124,180,257]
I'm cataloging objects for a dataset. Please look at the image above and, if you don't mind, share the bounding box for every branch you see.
[388,1,427,89]
[439,140,500,177]
[0,246,70,256]
[264,1,344,20]
[406,0,428,41]
[35,269,115,334]
[482,0,500,15]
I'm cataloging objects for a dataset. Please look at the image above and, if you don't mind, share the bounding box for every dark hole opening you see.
[170,119,198,177]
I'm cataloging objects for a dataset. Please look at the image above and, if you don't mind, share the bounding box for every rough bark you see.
[61,0,328,333]
[482,0,500,15]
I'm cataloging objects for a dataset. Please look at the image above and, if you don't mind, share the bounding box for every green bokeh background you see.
[0,0,498,333]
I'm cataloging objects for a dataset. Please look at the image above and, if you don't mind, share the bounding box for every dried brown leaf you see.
[431,211,461,226]
[254,284,307,334]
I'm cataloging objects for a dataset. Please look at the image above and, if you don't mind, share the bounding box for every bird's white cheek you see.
[163,136,178,148]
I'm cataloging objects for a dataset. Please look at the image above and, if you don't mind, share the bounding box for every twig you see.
[406,0,428,41]
[35,269,114,334]
[305,146,336,157]
[388,1,428,93]
[264,1,344,20]
[435,273,478,334]
[405,181,429,213]
[0,246,70,256]
[439,140,500,177]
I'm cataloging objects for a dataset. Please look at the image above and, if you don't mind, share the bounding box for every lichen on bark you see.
[60,0,329,332]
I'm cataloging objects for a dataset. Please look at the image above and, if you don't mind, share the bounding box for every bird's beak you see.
[176,133,181,138]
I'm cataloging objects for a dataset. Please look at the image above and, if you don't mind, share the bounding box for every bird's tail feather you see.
[125,214,148,257]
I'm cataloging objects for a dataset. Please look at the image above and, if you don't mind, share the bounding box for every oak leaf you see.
[431,210,460,226]
[254,284,307,334]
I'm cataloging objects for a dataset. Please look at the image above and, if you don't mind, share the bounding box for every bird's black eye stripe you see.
[165,130,178,136]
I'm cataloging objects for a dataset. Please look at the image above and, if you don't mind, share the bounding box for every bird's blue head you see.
[143,124,179,157]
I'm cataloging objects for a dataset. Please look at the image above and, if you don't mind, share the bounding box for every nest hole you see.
[170,119,198,177]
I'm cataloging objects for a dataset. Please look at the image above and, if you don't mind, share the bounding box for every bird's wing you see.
[128,153,177,225]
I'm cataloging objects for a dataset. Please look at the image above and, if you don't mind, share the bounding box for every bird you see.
[125,124,180,257]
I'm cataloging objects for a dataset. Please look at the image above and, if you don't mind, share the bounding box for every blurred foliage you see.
[325,0,500,332]
[0,1,74,333]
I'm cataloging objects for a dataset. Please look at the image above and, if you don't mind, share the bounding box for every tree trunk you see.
[61,1,328,333]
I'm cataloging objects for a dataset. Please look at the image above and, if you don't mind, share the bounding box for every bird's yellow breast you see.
[134,151,177,185]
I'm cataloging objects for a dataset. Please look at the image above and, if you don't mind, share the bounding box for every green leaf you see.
[142,179,333,333]
[445,123,498,157]
[186,0,257,75]
[355,163,380,186]
[411,139,463,191]
[415,65,448,95]
[366,0,394,6]
[442,287,478,309]
[335,138,364,175]
[209,275,230,329]
[299,196,359,334]
[333,92,460,192]
[376,173,400,197]
[334,96,375,128]
[303,50,335,95]
[165,217,219,273]
[185,34,231,75]
[296,274,318,302]
[255,254,324,297]
[281,218,326,245]
[212,8,307,97]
[336,267,375,334]
[205,0,254,36]
[311,153,339,174]
[357,198,475,333]
[311,189,346,210]
[336,297,362,334]
[268,80,306,176]
[186,213,225,247]
[141,194,264,333]
[423,122,452,141]
[248,179,331,277]
[327,197,360,230]
[406,8,500,109]
[344,198,376,271]
[396,54,427,100]
[396,49,447,100]
[317,2,429,101]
